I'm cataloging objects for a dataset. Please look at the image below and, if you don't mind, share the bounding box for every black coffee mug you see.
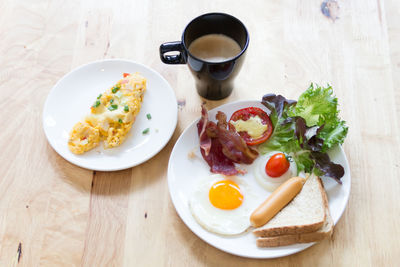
[159,13,249,100]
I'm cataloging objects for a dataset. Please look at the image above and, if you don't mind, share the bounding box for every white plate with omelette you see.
[43,59,177,171]
[167,100,351,259]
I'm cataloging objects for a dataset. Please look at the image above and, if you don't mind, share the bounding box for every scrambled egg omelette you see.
[68,73,146,154]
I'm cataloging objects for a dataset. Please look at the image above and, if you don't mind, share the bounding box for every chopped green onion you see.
[108,104,118,111]
[118,118,123,123]
[146,113,152,120]
[112,85,120,93]
[93,100,101,108]
[110,99,114,104]
[115,91,123,98]
[142,128,150,134]
[97,94,102,99]
[124,105,129,112]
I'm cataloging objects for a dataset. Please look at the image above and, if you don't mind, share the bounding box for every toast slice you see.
[253,174,326,237]
[256,201,333,247]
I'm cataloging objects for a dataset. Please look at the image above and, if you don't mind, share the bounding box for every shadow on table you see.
[45,144,93,193]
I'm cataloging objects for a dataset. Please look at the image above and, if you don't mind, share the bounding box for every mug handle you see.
[159,41,187,64]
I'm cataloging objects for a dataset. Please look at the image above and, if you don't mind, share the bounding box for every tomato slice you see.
[265,153,290,177]
[123,73,130,78]
[228,107,273,145]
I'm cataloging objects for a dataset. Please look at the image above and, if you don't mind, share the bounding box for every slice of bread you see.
[256,202,333,247]
[253,174,326,238]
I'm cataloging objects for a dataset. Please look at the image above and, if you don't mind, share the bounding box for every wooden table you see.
[1,0,399,266]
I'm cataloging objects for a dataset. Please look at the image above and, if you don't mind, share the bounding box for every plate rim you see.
[42,58,178,171]
[167,99,351,259]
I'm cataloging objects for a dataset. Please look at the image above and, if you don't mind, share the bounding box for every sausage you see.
[250,176,306,228]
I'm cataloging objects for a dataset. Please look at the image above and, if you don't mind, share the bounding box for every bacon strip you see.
[196,106,259,176]
[216,111,259,164]
[197,107,238,175]
[198,105,211,156]
[199,138,239,175]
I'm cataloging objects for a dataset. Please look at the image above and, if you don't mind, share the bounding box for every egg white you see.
[189,174,260,236]
[253,151,297,192]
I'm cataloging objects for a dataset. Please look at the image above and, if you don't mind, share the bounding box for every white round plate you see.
[43,59,177,171]
[168,100,350,259]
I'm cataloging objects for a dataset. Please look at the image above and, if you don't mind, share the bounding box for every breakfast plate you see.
[43,59,177,171]
[168,100,351,259]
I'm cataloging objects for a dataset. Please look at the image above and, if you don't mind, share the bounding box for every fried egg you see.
[189,174,260,235]
[253,151,297,192]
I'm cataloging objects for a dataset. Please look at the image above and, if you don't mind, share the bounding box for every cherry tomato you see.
[265,153,290,177]
[228,107,273,145]
[123,73,130,78]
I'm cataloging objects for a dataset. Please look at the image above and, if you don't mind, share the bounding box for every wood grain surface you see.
[1,0,399,266]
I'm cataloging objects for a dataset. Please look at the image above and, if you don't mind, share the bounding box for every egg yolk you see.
[209,180,244,210]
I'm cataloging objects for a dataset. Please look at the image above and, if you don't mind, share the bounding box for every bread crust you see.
[256,229,331,247]
[253,220,324,237]
[253,176,327,238]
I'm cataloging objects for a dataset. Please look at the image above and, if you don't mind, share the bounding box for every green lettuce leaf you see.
[259,94,298,154]
[319,120,348,152]
[292,150,314,174]
[288,83,338,127]
[258,117,297,153]
[288,83,348,152]
[259,84,348,183]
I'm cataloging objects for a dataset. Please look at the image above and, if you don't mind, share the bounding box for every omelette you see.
[68,72,147,154]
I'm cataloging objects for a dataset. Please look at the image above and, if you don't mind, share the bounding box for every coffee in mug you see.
[188,34,242,63]
[159,13,249,100]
